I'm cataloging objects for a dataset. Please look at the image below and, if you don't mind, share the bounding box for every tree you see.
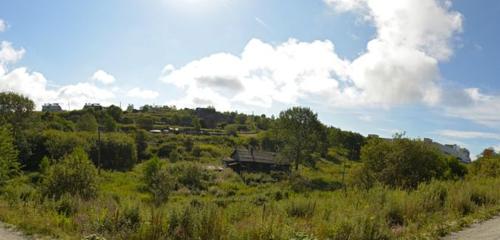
[42,147,98,200]
[103,113,117,132]
[136,116,154,130]
[275,107,326,170]
[192,117,201,131]
[106,105,123,122]
[0,126,20,185]
[0,92,35,128]
[77,113,98,132]
[360,136,447,189]
[136,130,149,160]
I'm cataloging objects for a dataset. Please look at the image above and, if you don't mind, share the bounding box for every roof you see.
[226,148,290,165]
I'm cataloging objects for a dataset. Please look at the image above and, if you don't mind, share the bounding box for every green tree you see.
[0,92,35,128]
[136,116,154,130]
[135,130,149,160]
[106,105,123,122]
[360,136,447,189]
[192,117,201,131]
[275,107,326,170]
[77,113,98,132]
[42,147,98,200]
[143,157,174,205]
[103,113,117,132]
[0,126,20,185]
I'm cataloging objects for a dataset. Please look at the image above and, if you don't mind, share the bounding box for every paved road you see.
[0,222,28,240]
[443,216,500,240]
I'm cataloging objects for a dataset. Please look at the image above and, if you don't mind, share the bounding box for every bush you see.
[0,126,20,185]
[143,157,174,205]
[91,133,137,170]
[42,147,98,200]
[361,137,447,189]
[168,162,211,191]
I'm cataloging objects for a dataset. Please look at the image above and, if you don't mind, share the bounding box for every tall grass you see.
[2,169,500,239]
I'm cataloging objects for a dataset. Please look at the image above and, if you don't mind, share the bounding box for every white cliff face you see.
[434,143,471,163]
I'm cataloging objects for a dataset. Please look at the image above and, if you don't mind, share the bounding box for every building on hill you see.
[83,103,103,110]
[42,103,63,112]
[424,138,471,163]
[222,147,290,172]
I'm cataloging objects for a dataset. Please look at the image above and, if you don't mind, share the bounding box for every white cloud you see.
[436,129,500,141]
[0,41,25,66]
[161,0,462,110]
[161,38,352,110]
[0,41,116,110]
[444,88,500,127]
[127,87,159,100]
[91,70,116,85]
[0,19,6,32]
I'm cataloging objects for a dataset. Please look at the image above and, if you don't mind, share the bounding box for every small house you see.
[83,103,103,110]
[42,103,63,112]
[222,147,290,172]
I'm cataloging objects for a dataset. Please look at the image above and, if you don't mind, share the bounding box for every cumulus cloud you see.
[0,19,6,32]
[161,39,352,110]
[161,0,462,110]
[91,70,116,85]
[0,41,116,110]
[127,87,160,100]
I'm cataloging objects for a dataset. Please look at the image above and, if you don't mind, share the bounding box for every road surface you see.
[443,216,500,240]
[0,222,28,240]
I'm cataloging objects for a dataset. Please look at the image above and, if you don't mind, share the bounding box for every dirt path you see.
[443,216,500,240]
[0,222,28,240]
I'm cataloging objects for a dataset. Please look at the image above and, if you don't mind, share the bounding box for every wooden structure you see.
[223,147,290,172]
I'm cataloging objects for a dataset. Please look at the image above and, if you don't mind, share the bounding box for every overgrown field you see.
[2,93,500,239]
[1,161,500,240]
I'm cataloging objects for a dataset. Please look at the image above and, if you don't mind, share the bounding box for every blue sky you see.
[1,0,500,157]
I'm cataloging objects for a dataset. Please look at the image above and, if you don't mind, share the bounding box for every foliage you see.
[0,92,34,128]
[102,113,117,132]
[92,133,137,170]
[361,136,447,189]
[106,105,123,122]
[327,127,365,161]
[143,157,174,205]
[275,107,326,170]
[135,130,150,161]
[77,113,98,132]
[136,116,155,130]
[0,126,20,185]
[42,147,98,200]
[470,155,500,177]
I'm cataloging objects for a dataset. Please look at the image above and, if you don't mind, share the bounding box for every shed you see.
[222,147,290,172]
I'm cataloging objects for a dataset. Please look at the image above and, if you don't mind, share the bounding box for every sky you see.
[1,0,500,157]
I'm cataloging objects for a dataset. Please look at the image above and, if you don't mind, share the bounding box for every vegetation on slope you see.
[0,92,499,239]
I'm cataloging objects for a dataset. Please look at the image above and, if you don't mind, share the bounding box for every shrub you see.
[361,137,447,189]
[91,133,137,170]
[42,147,98,200]
[0,126,20,185]
[157,142,177,158]
[168,162,210,191]
[143,157,174,205]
